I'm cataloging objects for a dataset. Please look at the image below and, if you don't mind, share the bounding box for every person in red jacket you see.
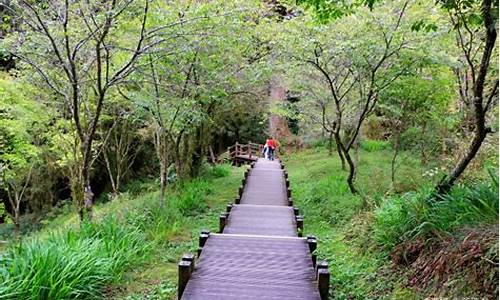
[264,137,278,161]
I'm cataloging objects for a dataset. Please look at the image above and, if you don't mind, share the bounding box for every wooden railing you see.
[227,142,263,161]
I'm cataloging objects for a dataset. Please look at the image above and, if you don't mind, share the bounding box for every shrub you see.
[0,216,150,299]
[173,179,211,216]
[374,172,499,250]
[203,164,231,179]
[361,139,390,152]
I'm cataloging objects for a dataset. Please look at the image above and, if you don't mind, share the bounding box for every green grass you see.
[282,147,424,299]
[0,215,149,299]
[360,139,391,152]
[0,163,244,300]
[374,170,499,250]
[283,146,498,299]
[1,146,497,299]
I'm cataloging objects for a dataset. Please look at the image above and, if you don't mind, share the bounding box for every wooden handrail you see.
[228,141,264,161]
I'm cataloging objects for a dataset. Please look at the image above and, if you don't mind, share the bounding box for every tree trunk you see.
[334,132,346,170]
[328,131,333,156]
[344,150,358,194]
[103,149,118,195]
[391,129,401,186]
[338,142,358,194]
[12,193,20,237]
[436,130,488,194]
[159,157,167,207]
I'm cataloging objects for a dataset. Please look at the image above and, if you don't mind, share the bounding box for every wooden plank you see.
[181,235,320,300]
[223,205,297,237]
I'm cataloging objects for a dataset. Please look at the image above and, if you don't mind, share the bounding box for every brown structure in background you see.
[268,76,292,140]
[268,76,304,154]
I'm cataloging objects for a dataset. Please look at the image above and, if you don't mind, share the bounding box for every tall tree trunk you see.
[103,149,117,195]
[159,157,167,207]
[328,131,333,156]
[334,131,346,170]
[391,129,401,186]
[155,127,169,207]
[338,142,358,194]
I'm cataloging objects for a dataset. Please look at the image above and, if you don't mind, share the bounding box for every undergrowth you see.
[0,163,241,300]
[374,170,499,250]
[283,146,498,299]
[0,215,149,299]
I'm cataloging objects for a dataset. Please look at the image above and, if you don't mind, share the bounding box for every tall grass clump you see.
[172,179,212,216]
[0,216,150,299]
[202,163,231,179]
[360,139,390,152]
[374,171,499,250]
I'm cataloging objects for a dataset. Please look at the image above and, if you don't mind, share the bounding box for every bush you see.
[374,172,499,250]
[361,139,390,152]
[0,216,149,299]
[203,164,231,179]
[173,179,211,216]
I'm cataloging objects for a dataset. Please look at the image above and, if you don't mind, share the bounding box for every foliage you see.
[0,162,243,299]
[172,179,212,216]
[202,163,232,179]
[374,170,499,250]
[360,140,391,152]
[0,215,150,299]
[0,75,40,183]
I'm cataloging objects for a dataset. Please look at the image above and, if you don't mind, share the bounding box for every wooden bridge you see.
[177,159,330,299]
[227,142,264,166]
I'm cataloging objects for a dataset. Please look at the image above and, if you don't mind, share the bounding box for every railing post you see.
[178,259,192,299]
[293,206,299,216]
[317,261,330,300]
[287,188,292,198]
[198,230,210,257]
[307,235,317,253]
[288,197,293,206]
[248,141,252,158]
[226,202,233,213]
[296,215,304,237]
[238,185,244,198]
[219,212,228,233]
[182,253,195,273]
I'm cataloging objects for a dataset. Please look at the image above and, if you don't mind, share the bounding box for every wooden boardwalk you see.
[178,159,330,299]
[228,142,262,166]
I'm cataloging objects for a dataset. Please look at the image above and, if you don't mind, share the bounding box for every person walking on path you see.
[265,137,279,161]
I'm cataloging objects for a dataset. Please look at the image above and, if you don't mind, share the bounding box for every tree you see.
[297,0,499,195]
[0,76,40,235]
[379,66,454,187]
[101,111,144,197]
[285,0,429,194]
[7,0,156,221]
[435,0,498,193]
[123,0,271,205]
